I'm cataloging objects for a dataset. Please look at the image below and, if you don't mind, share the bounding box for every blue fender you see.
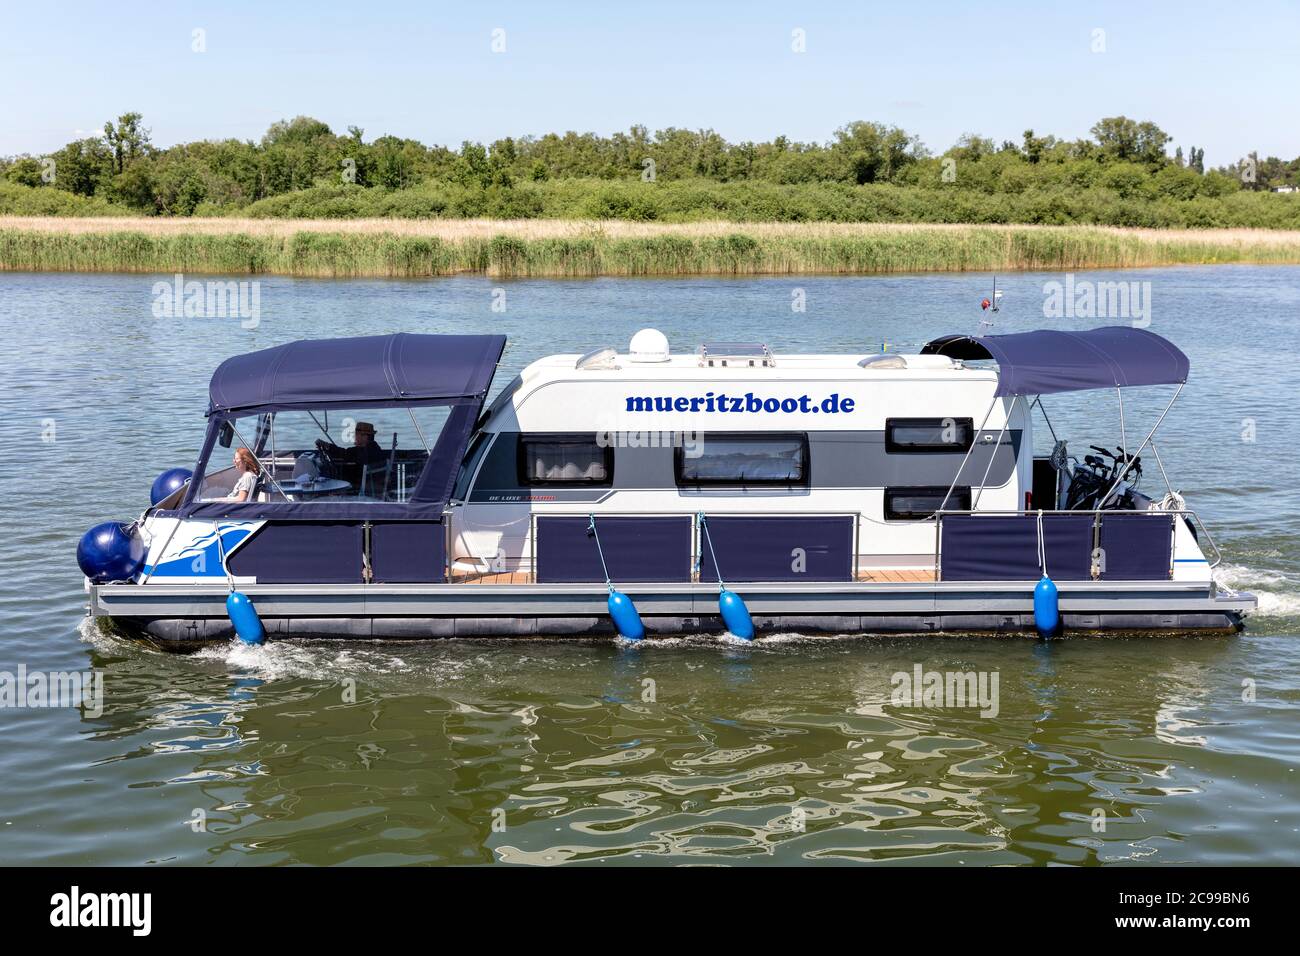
[226,591,265,645]
[719,589,755,640]
[607,590,645,641]
[76,521,146,583]
[150,467,193,506]
[1033,575,1060,639]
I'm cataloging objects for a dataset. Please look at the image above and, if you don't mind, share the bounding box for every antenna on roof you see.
[978,276,1003,334]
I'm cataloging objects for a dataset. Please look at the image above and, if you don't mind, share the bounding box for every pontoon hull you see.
[89,580,1254,649]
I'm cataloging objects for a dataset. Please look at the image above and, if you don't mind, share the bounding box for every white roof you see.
[517,349,995,383]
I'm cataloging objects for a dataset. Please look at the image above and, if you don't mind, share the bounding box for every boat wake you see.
[1214,563,1300,618]
[190,641,420,681]
[619,630,879,649]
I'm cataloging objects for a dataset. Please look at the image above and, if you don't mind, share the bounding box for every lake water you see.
[1,266,1298,865]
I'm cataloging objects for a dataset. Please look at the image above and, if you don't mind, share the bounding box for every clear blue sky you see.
[3,1,1297,165]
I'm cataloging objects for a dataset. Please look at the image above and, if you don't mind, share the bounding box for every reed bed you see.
[3,218,1299,278]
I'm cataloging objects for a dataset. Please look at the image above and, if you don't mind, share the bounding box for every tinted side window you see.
[676,434,808,486]
[517,434,613,486]
[886,417,974,453]
[885,485,971,520]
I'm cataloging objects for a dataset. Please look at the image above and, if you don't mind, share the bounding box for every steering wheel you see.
[313,439,341,474]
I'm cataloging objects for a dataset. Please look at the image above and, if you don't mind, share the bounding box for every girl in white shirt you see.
[226,447,259,502]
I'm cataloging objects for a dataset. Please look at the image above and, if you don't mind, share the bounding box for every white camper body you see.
[450,345,1030,581]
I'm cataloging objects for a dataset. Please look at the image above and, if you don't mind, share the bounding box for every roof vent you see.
[628,328,671,363]
[698,341,775,368]
[575,346,619,370]
[858,354,908,369]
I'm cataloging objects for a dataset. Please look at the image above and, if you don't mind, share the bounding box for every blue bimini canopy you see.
[208,333,507,415]
[920,326,1189,397]
[173,333,507,521]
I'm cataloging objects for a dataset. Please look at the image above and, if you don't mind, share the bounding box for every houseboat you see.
[79,327,1256,647]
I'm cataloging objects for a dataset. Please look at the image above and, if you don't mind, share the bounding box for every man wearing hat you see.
[315,421,387,492]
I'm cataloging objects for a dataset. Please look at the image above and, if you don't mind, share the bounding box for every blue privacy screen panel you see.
[370,521,446,584]
[940,514,1094,581]
[699,515,854,583]
[1098,512,1174,580]
[227,522,364,584]
[536,516,693,584]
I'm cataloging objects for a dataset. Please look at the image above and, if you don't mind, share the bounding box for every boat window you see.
[885,485,971,520]
[482,373,523,423]
[193,407,450,504]
[453,432,492,501]
[886,417,974,453]
[517,434,613,485]
[675,433,808,486]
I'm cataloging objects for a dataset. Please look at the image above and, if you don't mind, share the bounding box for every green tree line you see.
[2,112,1298,226]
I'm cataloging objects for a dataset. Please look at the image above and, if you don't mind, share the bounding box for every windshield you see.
[195,407,451,505]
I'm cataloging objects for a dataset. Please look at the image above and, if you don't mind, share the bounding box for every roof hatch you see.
[698,341,775,368]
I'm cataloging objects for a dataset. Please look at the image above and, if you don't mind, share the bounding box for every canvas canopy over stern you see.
[921,326,1188,397]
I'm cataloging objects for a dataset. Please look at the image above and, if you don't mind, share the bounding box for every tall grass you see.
[3,221,1300,278]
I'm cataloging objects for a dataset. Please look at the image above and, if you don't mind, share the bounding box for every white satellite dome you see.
[628,328,671,363]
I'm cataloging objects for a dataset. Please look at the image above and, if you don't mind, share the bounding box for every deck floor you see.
[448,569,533,585]
[856,568,935,583]
[447,567,936,585]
